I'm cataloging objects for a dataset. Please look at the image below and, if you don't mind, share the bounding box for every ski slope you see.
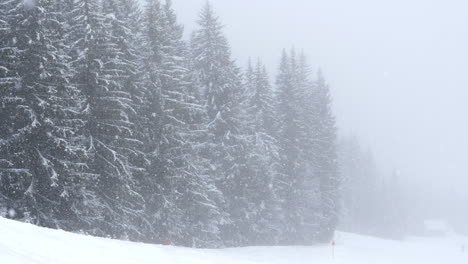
[0,217,467,264]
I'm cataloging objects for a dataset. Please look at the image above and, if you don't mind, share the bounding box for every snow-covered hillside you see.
[1,217,467,264]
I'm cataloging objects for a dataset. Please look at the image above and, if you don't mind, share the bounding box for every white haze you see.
[166,0,468,221]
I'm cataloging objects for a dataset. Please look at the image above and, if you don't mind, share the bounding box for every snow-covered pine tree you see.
[274,49,335,245]
[292,52,323,244]
[0,0,16,152]
[252,61,278,136]
[244,59,255,100]
[138,0,169,243]
[101,0,153,241]
[311,70,339,243]
[0,0,12,86]
[243,59,283,245]
[167,0,224,248]
[0,0,90,230]
[0,0,23,219]
[191,1,251,246]
[138,0,223,247]
[148,0,188,244]
[66,0,146,240]
[274,49,306,244]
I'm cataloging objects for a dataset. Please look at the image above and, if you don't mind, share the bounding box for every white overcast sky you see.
[162,0,468,200]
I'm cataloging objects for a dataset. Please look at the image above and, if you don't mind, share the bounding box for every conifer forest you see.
[0,0,409,248]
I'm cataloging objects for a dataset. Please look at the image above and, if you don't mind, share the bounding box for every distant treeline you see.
[338,137,408,239]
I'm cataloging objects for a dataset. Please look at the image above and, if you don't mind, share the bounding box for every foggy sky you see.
[165,0,468,205]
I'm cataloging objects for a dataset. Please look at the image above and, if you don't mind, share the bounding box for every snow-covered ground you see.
[1,217,467,264]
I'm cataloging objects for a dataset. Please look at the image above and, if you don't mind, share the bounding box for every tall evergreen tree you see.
[274,49,305,244]
[293,52,323,243]
[0,0,16,163]
[274,50,338,244]
[139,0,223,247]
[138,0,169,243]
[243,59,283,245]
[191,1,251,246]
[66,0,146,240]
[102,0,156,241]
[0,0,90,230]
[311,70,339,242]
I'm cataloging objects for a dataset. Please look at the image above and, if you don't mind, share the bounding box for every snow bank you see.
[0,217,467,264]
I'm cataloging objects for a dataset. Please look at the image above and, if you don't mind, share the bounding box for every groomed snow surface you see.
[1,217,467,264]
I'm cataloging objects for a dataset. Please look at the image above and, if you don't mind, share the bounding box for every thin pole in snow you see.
[331,240,336,259]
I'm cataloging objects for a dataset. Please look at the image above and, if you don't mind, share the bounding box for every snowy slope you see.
[0,217,467,264]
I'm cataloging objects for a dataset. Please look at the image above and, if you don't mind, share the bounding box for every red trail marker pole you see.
[331,240,336,259]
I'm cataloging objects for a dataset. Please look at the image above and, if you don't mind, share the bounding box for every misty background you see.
[168,0,468,227]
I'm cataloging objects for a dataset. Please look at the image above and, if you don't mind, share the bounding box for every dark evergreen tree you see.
[0,0,90,230]
[102,0,157,241]
[139,0,223,247]
[191,2,251,246]
[0,0,28,220]
[138,0,169,244]
[66,0,147,240]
